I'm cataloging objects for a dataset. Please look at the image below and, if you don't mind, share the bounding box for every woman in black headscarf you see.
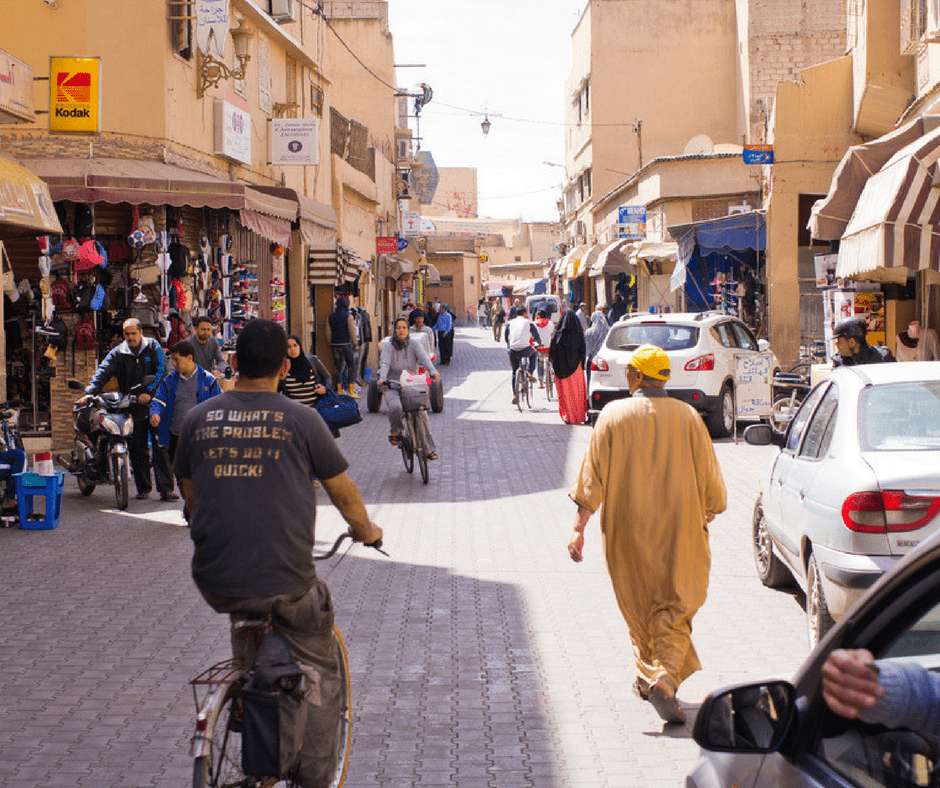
[279,335,330,407]
[549,306,589,424]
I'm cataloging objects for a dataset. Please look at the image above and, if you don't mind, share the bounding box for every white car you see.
[588,312,777,438]
[745,362,940,645]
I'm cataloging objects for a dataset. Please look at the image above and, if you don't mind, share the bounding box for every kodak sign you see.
[49,57,100,133]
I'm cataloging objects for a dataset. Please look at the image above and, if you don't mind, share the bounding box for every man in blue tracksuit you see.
[150,340,221,515]
[82,318,170,501]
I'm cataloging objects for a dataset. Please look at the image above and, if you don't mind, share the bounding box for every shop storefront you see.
[810,118,940,360]
[587,239,635,313]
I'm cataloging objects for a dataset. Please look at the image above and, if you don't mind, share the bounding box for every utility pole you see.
[633,118,643,170]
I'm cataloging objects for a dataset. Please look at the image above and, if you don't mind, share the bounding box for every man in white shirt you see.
[505,309,541,405]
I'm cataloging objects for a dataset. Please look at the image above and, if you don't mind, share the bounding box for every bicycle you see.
[384,381,433,484]
[512,358,535,412]
[536,348,554,402]
[190,532,386,788]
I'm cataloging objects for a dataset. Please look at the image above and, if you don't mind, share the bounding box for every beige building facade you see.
[0,0,402,443]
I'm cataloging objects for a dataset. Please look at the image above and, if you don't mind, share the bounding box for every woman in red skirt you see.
[549,306,588,424]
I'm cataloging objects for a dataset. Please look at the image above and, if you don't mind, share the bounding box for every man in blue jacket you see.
[82,318,171,501]
[150,340,221,513]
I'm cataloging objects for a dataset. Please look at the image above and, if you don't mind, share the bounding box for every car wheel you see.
[752,498,792,588]
[807,553,835,647]
[366,379,382,413]
[707,384,734,439]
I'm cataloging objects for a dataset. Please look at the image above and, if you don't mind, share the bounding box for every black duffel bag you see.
[313,387,363,431]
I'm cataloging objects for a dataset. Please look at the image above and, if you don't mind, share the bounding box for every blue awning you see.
[667,211,765,291]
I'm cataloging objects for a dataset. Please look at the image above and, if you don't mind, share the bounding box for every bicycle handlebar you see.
[313,531,387,561]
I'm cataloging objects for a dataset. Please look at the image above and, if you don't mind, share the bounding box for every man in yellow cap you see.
[567,344,726,725]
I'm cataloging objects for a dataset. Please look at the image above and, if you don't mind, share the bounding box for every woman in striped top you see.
[280,335,330,407]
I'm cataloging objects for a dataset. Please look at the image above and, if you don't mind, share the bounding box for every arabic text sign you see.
[734,352,773,419]
[269,118,319,165]
[213,100,251,164]
[743,145,774,165]
[618,205,647,240]
[196,0,229,57]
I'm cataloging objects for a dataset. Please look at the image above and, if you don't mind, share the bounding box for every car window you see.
[732,322,759,351]
[712,323,738,349]
[607,324,699,351]
[820,596,940,788]
[860,380,940,451]
[798,385,838,459]
[785,382,830,453]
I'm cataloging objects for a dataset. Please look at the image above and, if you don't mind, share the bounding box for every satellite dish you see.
[684,135,715,156]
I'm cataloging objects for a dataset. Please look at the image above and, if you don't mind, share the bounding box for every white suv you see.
[588,312,777,438]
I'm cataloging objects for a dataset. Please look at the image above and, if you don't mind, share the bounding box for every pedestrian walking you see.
[326,296,359,398]
[566,345,727,725]
[549,307,588,424]
[583,308,610,389]
[492,302,506,342]
[436,304,454,364]
[576,302,589,331]
[190,316,226,377]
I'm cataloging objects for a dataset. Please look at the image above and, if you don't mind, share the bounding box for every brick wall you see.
[748,0,846,142]
[50,314,107,454]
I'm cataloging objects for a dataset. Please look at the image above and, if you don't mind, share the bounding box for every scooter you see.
[57,377,155,511]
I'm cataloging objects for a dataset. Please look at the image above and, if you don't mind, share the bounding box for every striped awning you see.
[837,124,940,282]
[308,247,339,286]
[554,244,586,277]
[588,239,635,277]
[338,244,370,283]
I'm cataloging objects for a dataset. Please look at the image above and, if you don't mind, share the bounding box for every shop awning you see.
[668,211,765,292]
[308,247,339,286]
[486,281,509,296]
[338,244,370,283]
[836,125,940,282]
[557,244,587,278]
[0,155,62,240]
[387,257,415,280]
[809,116,940,241]
[527,277,548,294]
[23,157,299,224]
[588,239,635,277]
[238,209,293,248]
[253,186,337,247]
[633,240,678,263]
[420,262,441,284]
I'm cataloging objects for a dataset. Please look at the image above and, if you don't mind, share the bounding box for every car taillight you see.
[591,358,609,372]
[684,354,714,372]
[842,491,940,533]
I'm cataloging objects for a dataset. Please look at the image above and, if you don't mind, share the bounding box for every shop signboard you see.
[376,236,398,254]
[49,56,100,133]
[0,49,33,123]
[618,206,646,240]
[814,253,838,290]
[402,211,420,238]
[213,100,251,164]
[195,0,229,57]
[733,352,773,424]
[269,118,319,165]
[743,145,774,165]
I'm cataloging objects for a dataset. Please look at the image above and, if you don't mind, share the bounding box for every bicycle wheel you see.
[400,423,414,474]
[546,364,555,402]
[524,369,533,409]
[514,368,524,412]
[193,681,244,788]
[413,416,430,485]
[329,627,352,788]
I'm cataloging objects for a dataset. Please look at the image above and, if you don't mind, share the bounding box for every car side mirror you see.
[744,423,786,448]
[693,680,796,754]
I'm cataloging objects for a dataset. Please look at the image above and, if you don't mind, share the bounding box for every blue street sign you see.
[397,237,409,251]
[743,148,774,165]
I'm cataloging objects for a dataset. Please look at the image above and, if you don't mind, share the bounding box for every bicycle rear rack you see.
[189,659,245,710]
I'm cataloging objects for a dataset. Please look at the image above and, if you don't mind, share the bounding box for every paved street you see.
[0,327,812,788]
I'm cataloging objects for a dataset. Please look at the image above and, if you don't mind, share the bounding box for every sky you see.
[386,0,586,223]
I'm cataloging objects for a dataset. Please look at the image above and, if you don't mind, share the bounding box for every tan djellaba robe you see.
[569,389,727,688]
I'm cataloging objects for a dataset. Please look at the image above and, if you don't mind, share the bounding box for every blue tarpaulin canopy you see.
[668,212,765,299]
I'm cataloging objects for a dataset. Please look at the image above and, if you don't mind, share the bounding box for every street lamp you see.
[197,20,254,97]
[481,114,491,136]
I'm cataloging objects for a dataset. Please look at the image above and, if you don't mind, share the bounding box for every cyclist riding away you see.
[378,317,441,461]
[505,307,541,404]
[532,309,554,388]
[174,319,382,788]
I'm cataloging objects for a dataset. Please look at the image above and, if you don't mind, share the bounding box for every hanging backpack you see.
[74,316,96,350]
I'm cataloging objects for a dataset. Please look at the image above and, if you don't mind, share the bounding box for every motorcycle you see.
[58,377,155,511]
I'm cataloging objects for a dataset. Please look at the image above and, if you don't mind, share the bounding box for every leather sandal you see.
[426,451,438,461]
[388,433,401,446]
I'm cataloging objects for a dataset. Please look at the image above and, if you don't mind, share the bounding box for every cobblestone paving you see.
[0,327,811,787]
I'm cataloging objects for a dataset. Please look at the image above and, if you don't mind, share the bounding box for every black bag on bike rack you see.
[241,633,307,779]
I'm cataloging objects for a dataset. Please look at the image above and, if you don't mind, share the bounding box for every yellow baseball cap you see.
[629,344,670,380]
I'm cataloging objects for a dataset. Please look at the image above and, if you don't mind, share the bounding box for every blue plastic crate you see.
[14,472,64,530]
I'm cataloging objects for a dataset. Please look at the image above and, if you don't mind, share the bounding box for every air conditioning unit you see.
[727,204,751,216]
[397,139,411,162]
[269,0,296,24]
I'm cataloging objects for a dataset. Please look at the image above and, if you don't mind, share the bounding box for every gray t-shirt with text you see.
[175,390,348,599]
